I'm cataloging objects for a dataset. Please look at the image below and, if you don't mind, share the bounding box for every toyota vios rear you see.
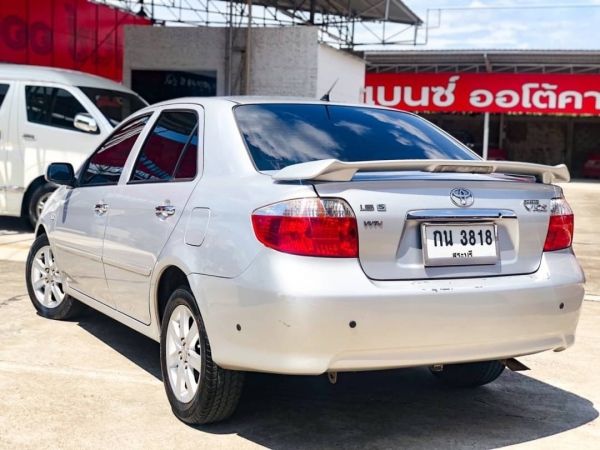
[29,98,585,425]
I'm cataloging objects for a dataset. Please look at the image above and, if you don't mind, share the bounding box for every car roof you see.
[0,63,137,94]
[145,96,396,110]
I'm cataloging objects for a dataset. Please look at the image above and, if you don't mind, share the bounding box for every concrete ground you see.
[0,182,599,449]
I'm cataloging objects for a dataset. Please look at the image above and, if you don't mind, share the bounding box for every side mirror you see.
[74,113,98,134]
[46,162,76,187]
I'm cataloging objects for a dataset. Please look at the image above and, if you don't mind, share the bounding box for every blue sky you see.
[401,0,599,49]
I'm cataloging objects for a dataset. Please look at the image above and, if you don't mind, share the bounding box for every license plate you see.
[421,223,498,267]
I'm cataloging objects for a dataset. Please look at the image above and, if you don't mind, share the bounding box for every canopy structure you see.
[95,0,422,47]
[250,0,422,25]
[365,50,600,74]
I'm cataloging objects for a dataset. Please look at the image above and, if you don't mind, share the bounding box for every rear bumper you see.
[189,249,585,375]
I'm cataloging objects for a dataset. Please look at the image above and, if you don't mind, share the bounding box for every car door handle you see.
[155,205,176,218]
[22,133,36,141]
[94,203,108,215]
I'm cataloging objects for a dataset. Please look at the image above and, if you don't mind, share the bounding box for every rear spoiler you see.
[272,159,570,184]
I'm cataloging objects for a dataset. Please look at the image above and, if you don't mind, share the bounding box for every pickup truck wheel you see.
[160,287,244,424]
[25,234,81,320]
[27,183,55,227]
[431,360,505,388]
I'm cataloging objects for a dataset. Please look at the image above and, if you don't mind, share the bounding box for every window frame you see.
[24,84,99,134]
[77,112,153,188]
[127,108,201,185]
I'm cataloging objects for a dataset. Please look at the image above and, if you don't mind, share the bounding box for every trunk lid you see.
[311,172,561,280]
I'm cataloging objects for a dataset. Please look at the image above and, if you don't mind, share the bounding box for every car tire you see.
[160,287,244,425]
[25,234,81,320]
[431,360,505,388]
[27,183,55,227]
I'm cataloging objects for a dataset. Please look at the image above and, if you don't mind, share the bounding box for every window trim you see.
[24,84,99,134]
[127,108,200,185]
[77,113,153,188]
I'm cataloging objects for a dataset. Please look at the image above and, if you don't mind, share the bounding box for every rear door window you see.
[234,104,479,171]
[130,110,198,183]
[80,115,150,186]
[25,85,93,132]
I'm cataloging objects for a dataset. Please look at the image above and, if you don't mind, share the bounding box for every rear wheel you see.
[25,234,81,320]
[160,287,244,424]
[27,183,55,227]
[431,360,505,388]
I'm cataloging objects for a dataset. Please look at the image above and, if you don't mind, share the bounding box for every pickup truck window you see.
[25,85,90,132]
[0,84,9,109]
[79,87,147,126]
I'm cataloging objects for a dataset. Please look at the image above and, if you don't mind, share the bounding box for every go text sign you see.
[0,0,150,82]
[365,72,600,115]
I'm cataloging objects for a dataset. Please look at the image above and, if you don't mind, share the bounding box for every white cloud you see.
[396,0,600,49]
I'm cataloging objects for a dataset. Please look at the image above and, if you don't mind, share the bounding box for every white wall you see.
[123,26,228,95]
[123,26,365,101]
[249,27,319,97]
[316,44,365,103]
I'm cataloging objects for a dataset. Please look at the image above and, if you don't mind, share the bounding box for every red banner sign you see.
[365,72,600,115]
[0,0,150,81]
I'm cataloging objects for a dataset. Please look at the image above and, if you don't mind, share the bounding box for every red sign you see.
[0,0,150,81]
[365,72,600,115]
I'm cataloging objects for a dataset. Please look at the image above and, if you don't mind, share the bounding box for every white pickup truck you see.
[0,63,147,225]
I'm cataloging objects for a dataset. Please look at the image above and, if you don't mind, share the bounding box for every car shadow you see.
[77,308,598,449]
[77,306,162,379]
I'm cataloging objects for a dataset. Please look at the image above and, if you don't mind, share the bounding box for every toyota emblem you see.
[450,188,474,207]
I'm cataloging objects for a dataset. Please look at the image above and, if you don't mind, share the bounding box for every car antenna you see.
[320,79,338,102]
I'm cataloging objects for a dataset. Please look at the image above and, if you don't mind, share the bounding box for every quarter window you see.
[80,115,150,186]
[130,110,198,183]
[25,85,93,132]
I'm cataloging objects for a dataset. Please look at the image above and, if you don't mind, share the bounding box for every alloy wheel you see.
[166,304,202,403]
[30,245,65,308]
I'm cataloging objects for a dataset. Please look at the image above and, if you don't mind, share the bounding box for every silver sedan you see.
[26,98,585,424]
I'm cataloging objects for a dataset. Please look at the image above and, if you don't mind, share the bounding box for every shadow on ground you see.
[0,217,33,235]
[77,307,598,449]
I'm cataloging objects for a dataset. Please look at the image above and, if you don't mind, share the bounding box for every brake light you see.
[543,196,574,252]
[251,198,358,257]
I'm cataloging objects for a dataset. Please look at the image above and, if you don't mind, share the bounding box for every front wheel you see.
[27,183,55,227]
[160,287,244,424]
[431,360,505,388]
[25,234,81,320]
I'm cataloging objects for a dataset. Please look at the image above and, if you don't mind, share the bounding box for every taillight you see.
[543,196,574,252]
[251,198,358,257]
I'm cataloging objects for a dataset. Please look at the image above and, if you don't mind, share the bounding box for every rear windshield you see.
[79,87,147,126]
[234,104,479,171]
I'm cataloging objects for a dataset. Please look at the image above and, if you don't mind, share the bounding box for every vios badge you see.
[450,188,474,207]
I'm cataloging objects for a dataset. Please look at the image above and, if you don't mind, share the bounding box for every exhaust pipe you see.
[503,358,530,372]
